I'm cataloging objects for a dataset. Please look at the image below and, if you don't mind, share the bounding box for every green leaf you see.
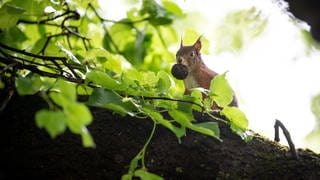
[194,122,220,139]
[177,95,195,115]
[121,174,131,180]
[156,71,172,93]
[77,85,93,95]
[188,123,221,140]
[0,79,4,89]
[134,169,164,180]
[16,73,42,95]
[122,69,159,96]
[35,109,67,138]
[81,127,95,148]
[9,0,55,19]
[169,110,220,140]
[58,43,81,64]
[64,103,92,133]
[86,70,121,90]
[162,0,184,17]
[87,88,136,115]
[156,25,178,46]
[140,0,174,26]
[84,48,129,74]
[0,26,27,48]
[86,48,107,63]
[132,31,149,65]
[31,37,48,54]
[54,79,76,101]
[50,80,77,107]
[169,110,193,126]
[154,99,177,110]
[107,23,135,51]
[220,106,249,132]
[191,89,203,112]
[209,72,233,108]
[143,107,185,139]
[45,80,94,147]
[0,3,25,28]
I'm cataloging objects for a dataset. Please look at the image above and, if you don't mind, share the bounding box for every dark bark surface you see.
[284,0,320,41]
[0,94,320,180]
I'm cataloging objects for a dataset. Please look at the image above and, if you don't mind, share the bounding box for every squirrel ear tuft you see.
[193,36,202,52]
[180,38,183,48]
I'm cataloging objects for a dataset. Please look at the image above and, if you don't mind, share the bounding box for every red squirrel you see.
[172,36,238,108]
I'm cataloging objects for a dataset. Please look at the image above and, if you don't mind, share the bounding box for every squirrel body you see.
[175,37,238,107]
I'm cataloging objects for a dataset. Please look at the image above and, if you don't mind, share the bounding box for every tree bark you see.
[0,94,319,179]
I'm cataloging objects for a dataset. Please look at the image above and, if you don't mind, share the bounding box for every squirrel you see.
[171,36,238,108]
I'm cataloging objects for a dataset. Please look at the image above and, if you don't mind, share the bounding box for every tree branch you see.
[0,56,83,84]
[17,10,77,25]
[274,119,299,159]
[0,42,67,61]
[142,96,204,110]
[87,3,150,25]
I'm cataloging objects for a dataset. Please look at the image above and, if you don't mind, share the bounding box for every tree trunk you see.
[0,94,319,179]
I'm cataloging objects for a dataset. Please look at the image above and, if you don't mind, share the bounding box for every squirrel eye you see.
[190,51,195,57]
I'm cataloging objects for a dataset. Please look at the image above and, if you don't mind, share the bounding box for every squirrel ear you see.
[180,38,183,48]
[193,36,202,52]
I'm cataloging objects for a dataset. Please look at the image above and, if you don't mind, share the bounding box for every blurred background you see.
[100,0,320,153]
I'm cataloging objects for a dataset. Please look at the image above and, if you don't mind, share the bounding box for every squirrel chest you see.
[184,74,199,90]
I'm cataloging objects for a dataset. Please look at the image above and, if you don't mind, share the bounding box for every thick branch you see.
[1,95,320,179]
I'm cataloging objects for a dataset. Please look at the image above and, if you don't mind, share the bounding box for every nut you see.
[171,64,188,80]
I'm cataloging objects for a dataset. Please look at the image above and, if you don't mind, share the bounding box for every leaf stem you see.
[127,119,157,175]
[141,119,157,168]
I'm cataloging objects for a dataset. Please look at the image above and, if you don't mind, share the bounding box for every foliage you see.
[301,29,320,55]
[0,0,250,178]
[306,93,320,153]
[214,7,268,53]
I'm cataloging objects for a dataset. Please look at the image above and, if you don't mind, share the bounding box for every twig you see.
[0,42,67,61]
[87,3,120,53]
[0,89,14,112]
[142,96,204,111]
[87,3,149,25]
[39,33,69,54]
[274,119,299,160]
[0,56,83,84]
[0,62,18,75]
[64,27,89,40]
[0,48,71,77]
[18,11,71,25]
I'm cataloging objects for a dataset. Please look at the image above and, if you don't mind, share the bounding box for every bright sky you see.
[180,0,320,151]
[100,0,320,152]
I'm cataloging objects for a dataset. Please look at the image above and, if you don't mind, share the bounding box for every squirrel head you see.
[176,36,203,73]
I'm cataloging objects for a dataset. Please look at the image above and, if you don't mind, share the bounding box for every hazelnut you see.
[171,64,188,80]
